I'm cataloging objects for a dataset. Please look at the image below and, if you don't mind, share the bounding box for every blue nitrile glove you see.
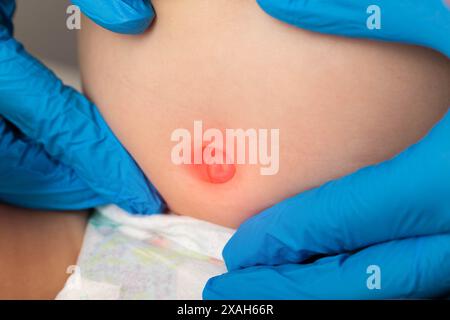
[0,0,165,214]
[256,0,450,57]
[204,0,450,299]
[71,0,154,34]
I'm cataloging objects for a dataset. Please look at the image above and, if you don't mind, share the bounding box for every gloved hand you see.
[0,0,165,214]
[256,0,450,57]
[204,0,450,299]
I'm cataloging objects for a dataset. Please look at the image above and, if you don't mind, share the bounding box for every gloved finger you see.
[0,34,164,214]
[205,234,450,299]
[256,0,450,57]
[72,0,154,34]
[0,0,15,34]
[224,110,450,269]
[0,119,108,210]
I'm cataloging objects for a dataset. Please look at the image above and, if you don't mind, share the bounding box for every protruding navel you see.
[203,146,236,184]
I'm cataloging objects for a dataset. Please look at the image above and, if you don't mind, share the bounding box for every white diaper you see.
[56,205,234,300]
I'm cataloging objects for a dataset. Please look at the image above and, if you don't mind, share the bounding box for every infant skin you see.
[78,0,450,227]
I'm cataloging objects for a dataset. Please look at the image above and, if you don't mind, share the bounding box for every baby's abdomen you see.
[78,0,450,227]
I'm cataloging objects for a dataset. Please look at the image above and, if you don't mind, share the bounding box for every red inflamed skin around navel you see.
[190,145,236,184]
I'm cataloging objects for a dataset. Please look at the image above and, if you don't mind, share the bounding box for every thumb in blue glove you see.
[256,0,450,57]
[72,0,155,34]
